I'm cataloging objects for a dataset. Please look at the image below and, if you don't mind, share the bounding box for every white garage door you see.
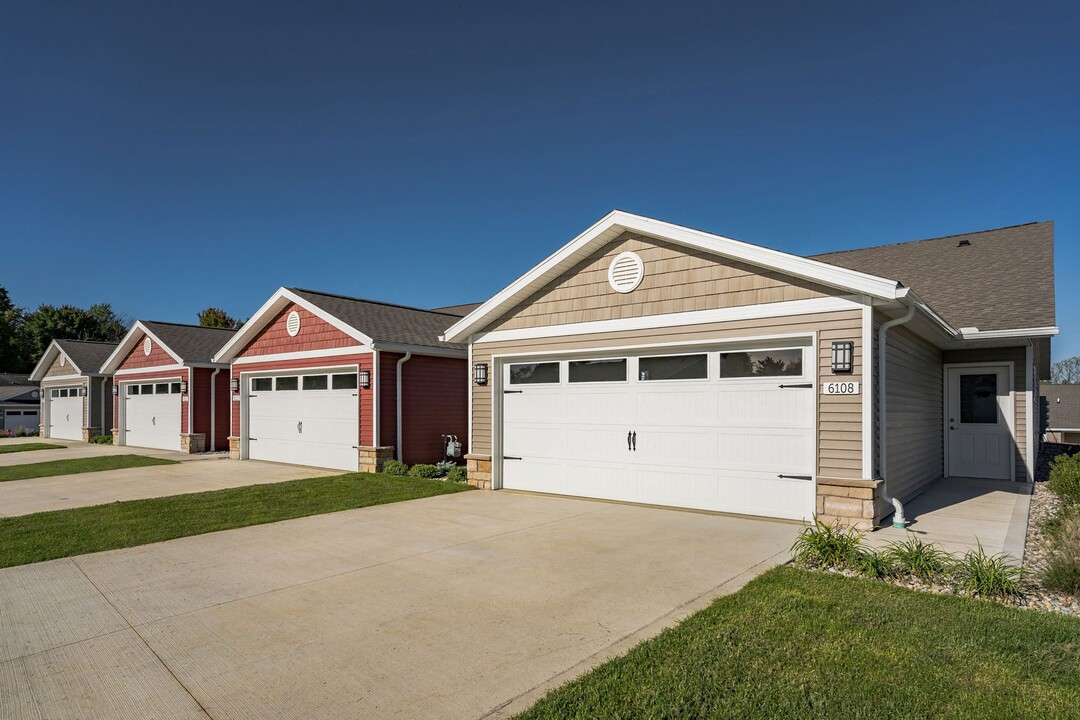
[46,387,83,440]
[501,345,817,520]
[246,370,360,471]
[5,409,39,433]
[123,381,183,451]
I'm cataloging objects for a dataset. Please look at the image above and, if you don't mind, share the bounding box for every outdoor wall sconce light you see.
[358,369,371,389]
[179,381,188,393]
[78,387,87,397]
[831,341,854,374]
[473,362,488,386]
[112,385,119,396]
[230,378,240,392]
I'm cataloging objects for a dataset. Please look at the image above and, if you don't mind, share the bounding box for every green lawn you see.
[0,454,177,482]
[0,442,64,455]
[516,567,1080,720]
[0,473,471,568]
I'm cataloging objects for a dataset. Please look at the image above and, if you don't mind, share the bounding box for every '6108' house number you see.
[823,381,860,395]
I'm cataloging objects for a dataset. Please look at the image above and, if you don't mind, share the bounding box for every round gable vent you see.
[143,337,152,356]
[608,251,645,294]
[59,355,66,367]
[286,310,302,337]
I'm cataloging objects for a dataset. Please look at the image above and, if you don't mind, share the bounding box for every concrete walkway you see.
[866,477,1032,560]
[0,491,799,719]
[0,439,332,517]
[0,437,203,467]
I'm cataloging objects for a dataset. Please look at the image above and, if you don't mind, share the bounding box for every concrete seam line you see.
[70,557,215,720]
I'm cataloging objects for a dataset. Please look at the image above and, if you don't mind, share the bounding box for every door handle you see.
[152,417,156,426]
[627,431,632,451]
[297,421,303,433]
[631,431,637,451]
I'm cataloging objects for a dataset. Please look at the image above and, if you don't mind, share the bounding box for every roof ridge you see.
[143,320,237,331]
[812,221,1051,258]
[290,288,464,317]
[56,339,119,345]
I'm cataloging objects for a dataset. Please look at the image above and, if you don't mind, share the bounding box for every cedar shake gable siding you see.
[241,303,359,356]
[116,332,176,370]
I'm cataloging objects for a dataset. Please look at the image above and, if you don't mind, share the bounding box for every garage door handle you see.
[631,431,636,451]
[777,474,813,480]
[627,431,632,451]
[152,417,156,426]
[779,384,813,389]
[503,456,522,460]
[504,390,523,394]
[297,421,302,433]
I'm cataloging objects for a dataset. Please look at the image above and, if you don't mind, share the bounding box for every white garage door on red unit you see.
[500,344,816,520]
[246,370,359,471]
[123,381,183,451]
[46,387,83,441]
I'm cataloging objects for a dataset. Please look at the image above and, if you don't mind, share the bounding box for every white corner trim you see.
[1026,344,1034,482]
[231,345,370,366]
[443,210,904,343]
[861,301,874,479]
[473,296,864,344]
[372,350,380,447]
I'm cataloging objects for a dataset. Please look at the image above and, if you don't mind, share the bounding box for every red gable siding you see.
[239,303,357,358]
[118,332,176,370]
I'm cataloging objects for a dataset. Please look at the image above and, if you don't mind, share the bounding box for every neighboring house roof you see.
[101,321,238,373]
[814,222,1055,333]
[431,302,483,316]
[1042,384,1080,430]
[0,384,39,404]
[213,287,468,362]
[0,373,35,387]
[29,339,120,381]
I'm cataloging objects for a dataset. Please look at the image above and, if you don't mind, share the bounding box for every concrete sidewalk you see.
[0,491,799,719]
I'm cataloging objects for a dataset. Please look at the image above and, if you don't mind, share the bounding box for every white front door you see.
[500,346,817,520]
[246,370,360,471]
[123,381,183,451]
[46,387,83,440]
[946,365,1013,480]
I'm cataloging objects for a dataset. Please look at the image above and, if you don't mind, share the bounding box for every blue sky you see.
[1,2,1076,359]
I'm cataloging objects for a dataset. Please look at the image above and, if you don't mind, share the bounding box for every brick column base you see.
[110,428,120,446]
[358,446,395,473]
[816,478,887,531]
[180,433,206,454]
[228,436,241,460]
[465,453,492,489]
[82,427,101,442]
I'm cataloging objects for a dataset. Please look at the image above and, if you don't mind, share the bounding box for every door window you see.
[960,374,998,424]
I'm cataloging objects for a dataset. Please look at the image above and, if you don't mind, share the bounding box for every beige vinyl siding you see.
[882,322,943,500]
[942,346,1027,480]
[44,353,77,378]
[490,232,840,332]
[471,309,866,480]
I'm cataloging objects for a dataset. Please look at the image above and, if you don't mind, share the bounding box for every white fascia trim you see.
[40,374,85,383]
[369,342,467,359]
[443,210,903,343]
[100,321,183,373]
[231,345,370,366]
[958,326,1060,341]
[114,364,188,377]
[894,288,959,338]
[474,295,864,344]
[212,287,374,363]
[30,342,81,381]
[1050,427,1080,432]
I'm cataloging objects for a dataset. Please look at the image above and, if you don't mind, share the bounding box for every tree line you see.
[0,285,240,374]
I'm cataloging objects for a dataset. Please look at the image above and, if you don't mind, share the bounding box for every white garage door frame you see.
[117,376,184,451]
[489,331,819,520]
[239,364,361,470]
[44,384,85,441]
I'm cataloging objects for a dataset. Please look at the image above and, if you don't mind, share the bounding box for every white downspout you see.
[395,352,412,462]
[878,304,917,529]
[210,368,221,452]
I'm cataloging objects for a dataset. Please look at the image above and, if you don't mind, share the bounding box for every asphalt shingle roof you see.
[0,385,38,403]
[55,340,119,375]
[290,289,467,349]
[812,222,1055,332]
[1043,384,1080,431]
[141,322,238,364]
[430,302,483,317]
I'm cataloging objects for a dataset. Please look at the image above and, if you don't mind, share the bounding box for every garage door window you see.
[128,385,139,395]
[720,349,803,378]
[509,362,560,385]
[332,373,357,389]
[569,359,627,383]
[155,383,171,394]
[252,378,272,392]
[275,377,299,391]
[303,375,329,391]
[639,354,708,381]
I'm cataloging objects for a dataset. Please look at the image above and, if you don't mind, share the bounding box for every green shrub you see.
[1047,452,1080,505]
[953,543,1027,599]
[382,460,408,476]
[1042,513,1080,594]
[407,463,441,479]
[851,549,899,579]
[89,435,113,445]
[446,466,468,484]
[434,460,458,476]
[884,537,953,580]
[790,517,864,569]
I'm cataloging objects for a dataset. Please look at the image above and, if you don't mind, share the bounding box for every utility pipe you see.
[395,352,412,462]
[209,368,221,452]
[878,304,917,529]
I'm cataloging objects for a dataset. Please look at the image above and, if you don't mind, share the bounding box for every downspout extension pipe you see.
[210,368,221,452]
[395,352,412,462]
[878,304,917,529]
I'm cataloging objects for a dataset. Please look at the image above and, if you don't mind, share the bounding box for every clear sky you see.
[1,2,1076,359]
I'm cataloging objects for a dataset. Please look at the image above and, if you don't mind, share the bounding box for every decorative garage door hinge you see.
[777,474,812,480]
[778,383,813,389]
[504,390,523,394]
[503,455,522,460]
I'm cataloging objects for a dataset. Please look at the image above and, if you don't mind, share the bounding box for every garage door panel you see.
[247,378,358,472]
[713,429,813,473]
[124,390,182,451]
[636,390,717,424]
[715,388,814,428]
[47,394,82,441]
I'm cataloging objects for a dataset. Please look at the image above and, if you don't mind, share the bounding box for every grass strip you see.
[0,454,176,482]
[0,443,65,455]
[516,566,1080,720]
[0,473,471,568]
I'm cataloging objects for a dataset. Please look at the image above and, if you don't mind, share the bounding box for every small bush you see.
[1048,452,1080,505]
[953,543,1027,599]
[790,517,864,569]
[446,466,468,484]
[407,463,441,479]
[89,434,113,445]
[382,459,408,476]
[851,549,899,579]
[434,460,458,476]
[1042,513,1080,595]
[884,537,953,580]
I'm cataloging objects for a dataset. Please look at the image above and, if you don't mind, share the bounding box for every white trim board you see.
[101,322,184,373]
[114,364,188,377]
[861,301,874,479]
[231,346,371,365]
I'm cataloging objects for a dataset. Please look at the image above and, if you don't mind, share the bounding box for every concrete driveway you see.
[0,439,333,517]
[0,491,799,719]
